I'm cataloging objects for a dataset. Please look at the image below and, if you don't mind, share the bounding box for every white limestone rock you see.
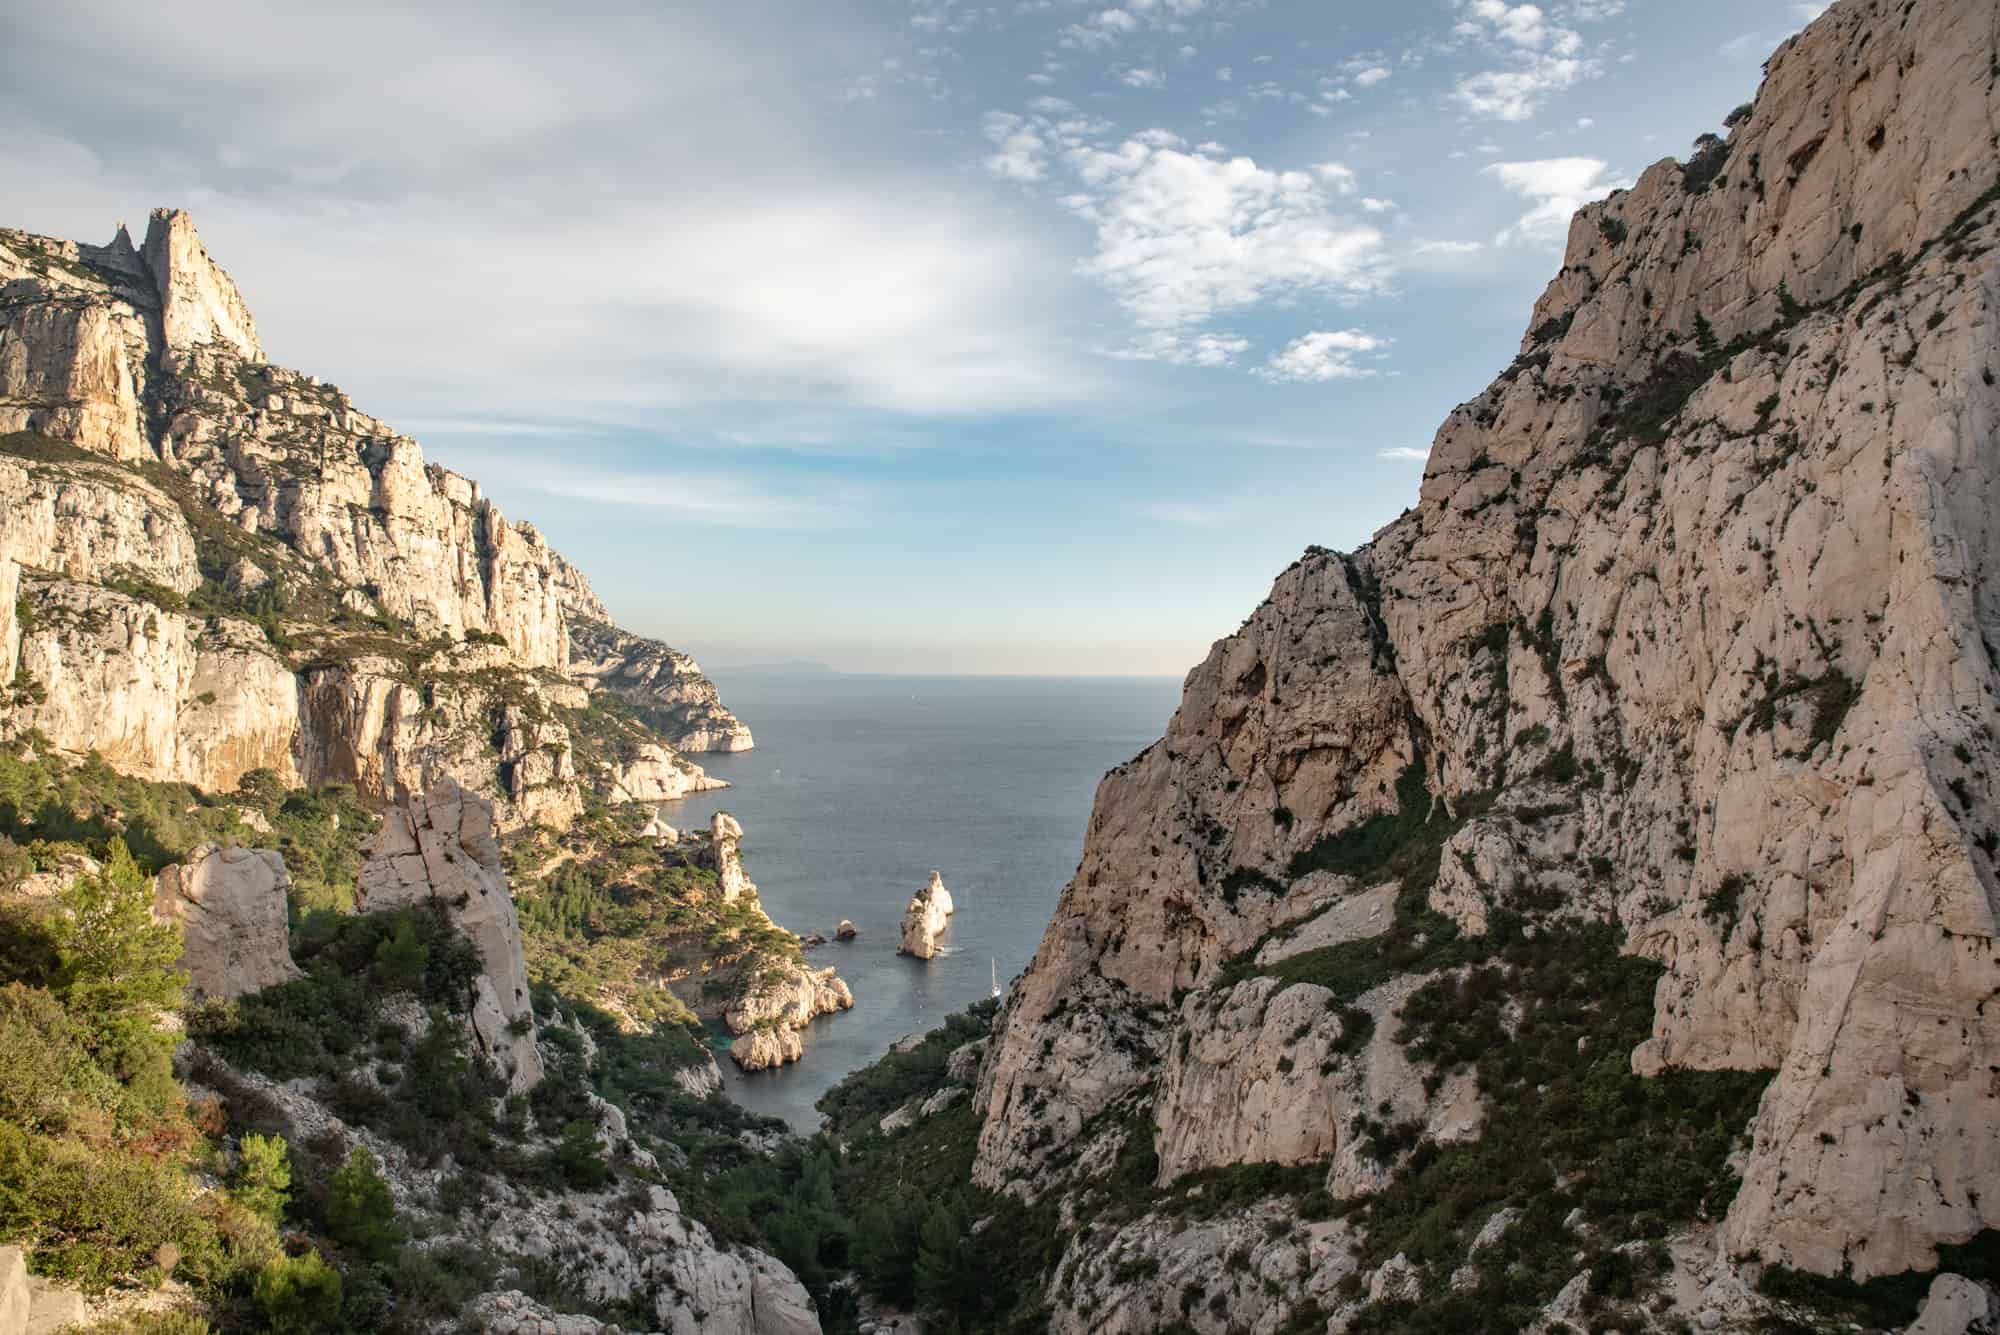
[153,843,300,999]
[898,871,954,960]
[358,780,543,1091]
[1906,1274,2000,1335]
[568,616,754,753]
[0,1245,25,1335]
[141,209,262,361]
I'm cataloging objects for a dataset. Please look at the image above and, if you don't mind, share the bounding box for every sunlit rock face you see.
[976,0,2000,1286]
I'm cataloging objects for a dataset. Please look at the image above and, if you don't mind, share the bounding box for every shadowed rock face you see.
[358,779,544,1093]
[976,0,2000,1287]
[154,843,301,999]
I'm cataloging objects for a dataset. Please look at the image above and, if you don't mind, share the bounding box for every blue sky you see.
[2,0,1824,674]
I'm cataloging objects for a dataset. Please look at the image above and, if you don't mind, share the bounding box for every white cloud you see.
[1111,330,1252,367]
[1215,65,1232,81]
[1409,238,1485,256]
[1313,162,1359,194]
[1117,65,1166,88]
[1360,196,1396,212]
[1256,329,1389,383]
[1452,0,1599,120]
[1485,156,1628,245]
[1060,138,1390,334]
[982,111,1049,182]
[1379,445,1430,461]
[1352,65,1392,87]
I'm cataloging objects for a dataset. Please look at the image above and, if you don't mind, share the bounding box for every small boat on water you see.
[991,959,1001,999]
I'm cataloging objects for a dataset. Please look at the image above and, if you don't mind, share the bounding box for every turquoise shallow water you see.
[657,671,1182,1132]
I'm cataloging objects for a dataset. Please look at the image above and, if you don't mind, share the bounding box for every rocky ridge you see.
[0,207,745,827]
[962,0,2000,1328]
[159,779,824,1334]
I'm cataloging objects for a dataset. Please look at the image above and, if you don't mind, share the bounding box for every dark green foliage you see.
[1286,760,1435,883]
[53,840,186,1114]
[816,1001,996,1140]
[1743,670,1858,752]
[324,1147,404,1264]
[1598,216,1628,245]
[1703,875,1747,928]
[233,1133,293,1224]
[552,1120,609,1190]
[253,1249,344,1334]
[1341,925,1771,1332]
[1757,1233,2000,1329]
[1683,133,1731,193]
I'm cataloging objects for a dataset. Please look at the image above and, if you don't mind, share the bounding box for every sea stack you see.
[898,871,954,960]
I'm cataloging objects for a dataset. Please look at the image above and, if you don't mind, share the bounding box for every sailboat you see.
[991,959,1001,999]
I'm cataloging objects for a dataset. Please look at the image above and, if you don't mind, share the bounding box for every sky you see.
[0,0,1827,676]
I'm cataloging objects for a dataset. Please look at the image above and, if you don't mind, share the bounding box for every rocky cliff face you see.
[358,779,545,1092]
[0,209,747,827]
[568,615,754,753]
[973,0,2000,1322]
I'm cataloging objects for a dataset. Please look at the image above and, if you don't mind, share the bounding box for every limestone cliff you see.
[568,614,755,753]
[970,0,2000,1325]
[0,209,749,827]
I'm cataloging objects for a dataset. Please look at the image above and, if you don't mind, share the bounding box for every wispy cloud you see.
[1485,156,1629,245]
[1257,329,1390,383]
[1379,445,1430,461]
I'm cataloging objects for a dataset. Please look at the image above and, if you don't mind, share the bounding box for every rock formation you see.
[357,779,543,1092]
[0,1246,23,1335]
[153,843,301,999]
[961,0,2000,1322]
[567,615,754,753]
[725,964,855,1072]
[836,918,857,941]
[0,210,748,828]
[703,811,755,902]
[897,871,953,960]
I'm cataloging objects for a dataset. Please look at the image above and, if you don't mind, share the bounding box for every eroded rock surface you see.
[898,871,954,960]
[976,0,2000,1296]
[357,780,543,1091]
[153,843,300,999]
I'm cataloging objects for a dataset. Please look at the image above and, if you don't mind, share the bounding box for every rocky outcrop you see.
[357,780,543,1091]
[605,742,727,804]
[10,577,301,791]
[0,454,199,594]
[1907,1275,2000,1335]
[568,616,754,753]
[898,871,953,960]
[141,209,262,362]
[726,964,855,1072]
[974,0,2000,1304]
[0,207,738,830]
[153,843,300,999]
[702,811,755,903]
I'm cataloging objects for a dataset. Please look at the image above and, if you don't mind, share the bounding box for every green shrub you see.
[0,1122,212,1290]
[323,1147,403,1264]
[53,839,186,1111]
[253,1249,343,1334]
[553,1120,610,1190]
[232,1133,292,1223]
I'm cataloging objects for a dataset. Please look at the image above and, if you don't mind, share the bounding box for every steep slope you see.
[0,208,744,824]
[963,0,2000,1326]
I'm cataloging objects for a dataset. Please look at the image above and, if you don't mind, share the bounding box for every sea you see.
[657,670,1184,1132]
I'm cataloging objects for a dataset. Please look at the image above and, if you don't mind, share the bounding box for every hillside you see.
[818,1,2000,1331]
[0,207,749,826]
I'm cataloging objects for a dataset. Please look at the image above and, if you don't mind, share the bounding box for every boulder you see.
[154,843,300,999]
[23,1278,86,1335]
[358,780,543,1091]
[1906,1275,2000,1335]
[898,871,954,960]
[835,919,857,941]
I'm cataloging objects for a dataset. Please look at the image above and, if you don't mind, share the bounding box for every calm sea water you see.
[658,672,1183,1132]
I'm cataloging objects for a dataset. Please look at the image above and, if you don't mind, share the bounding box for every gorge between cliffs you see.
[6,0,2000,1332]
